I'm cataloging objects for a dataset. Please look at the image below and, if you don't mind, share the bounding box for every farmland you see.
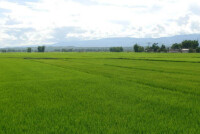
[0,52,200,133]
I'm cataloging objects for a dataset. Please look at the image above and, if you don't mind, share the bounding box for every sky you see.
[0,0,200,47]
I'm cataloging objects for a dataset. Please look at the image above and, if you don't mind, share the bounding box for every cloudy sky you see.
[0,0,200,47]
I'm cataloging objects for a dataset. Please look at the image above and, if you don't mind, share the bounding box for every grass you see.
[0,52,200,133]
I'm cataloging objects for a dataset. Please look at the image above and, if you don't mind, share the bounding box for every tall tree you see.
[27,47,32,53]
[182,40,199,49]
[133,44,144,52]
[151,43,160,52]
[133,44,139,52]
[159,44,167,52]
[171,43,182,49]
[38,46,45,52]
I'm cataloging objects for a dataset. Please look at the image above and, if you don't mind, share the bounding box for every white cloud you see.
[0,0,200,47]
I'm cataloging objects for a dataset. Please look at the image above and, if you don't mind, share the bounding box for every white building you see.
[181,49,189,53]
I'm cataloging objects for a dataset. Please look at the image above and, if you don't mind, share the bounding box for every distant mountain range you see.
[53,34,200,47]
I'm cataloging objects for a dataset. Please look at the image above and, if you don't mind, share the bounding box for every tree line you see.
[109,40,200,53]
[0,46,46,53]
[0,40,199,53]
[133,43,167,53]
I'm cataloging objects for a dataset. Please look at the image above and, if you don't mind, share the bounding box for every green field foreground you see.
[0,52,200,133]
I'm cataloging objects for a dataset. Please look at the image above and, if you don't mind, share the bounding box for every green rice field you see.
[0,52,200,133]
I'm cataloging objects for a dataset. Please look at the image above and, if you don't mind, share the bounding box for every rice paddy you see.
[0,52,200,133]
